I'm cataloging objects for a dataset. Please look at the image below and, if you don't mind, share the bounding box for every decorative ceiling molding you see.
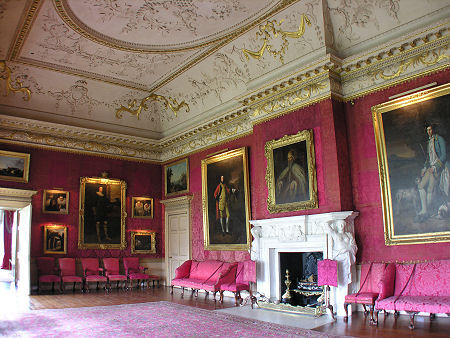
[115,93,190,120]
[0,115,162,162]
[0,60,31,101]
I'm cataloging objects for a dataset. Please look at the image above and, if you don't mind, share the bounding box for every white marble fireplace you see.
[249,211,358,317]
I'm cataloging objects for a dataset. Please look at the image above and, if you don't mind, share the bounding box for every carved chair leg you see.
[213,291,217,302]
[362,304,369,316]
[369,305,376,325]
[374,310,379,325]
[234,292,239,306]
[73,282,77,292]
[181,287,185,297]
[51,282,55,293]
[408,311,417,330]
[219,291,224,303]
[394,311,399,319]
[250,289,257,309]
[430,313,435,321]
[384,309,389,317]
[343,303,349,322]
[170,285,174,294]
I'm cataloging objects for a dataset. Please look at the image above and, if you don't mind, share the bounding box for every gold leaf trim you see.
[0,60,31,101]
[369,48,449,80]
[115,93,190,119]
[243,14,311,64]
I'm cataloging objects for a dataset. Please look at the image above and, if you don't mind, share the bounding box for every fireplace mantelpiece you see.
[250,211,358,316]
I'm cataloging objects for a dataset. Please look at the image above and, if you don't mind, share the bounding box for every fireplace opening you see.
[279,252,323,308]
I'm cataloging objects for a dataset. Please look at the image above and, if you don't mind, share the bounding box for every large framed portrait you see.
[131,230,156,254]
[131,197,153,218]
[373,83,450,245]
[43,189,69,214]
[265,129,318,213]
[164,158,189,196]
[43,224,67,254]
[201,147,251,251]
[0,150,30,183]
[78,176,127,249]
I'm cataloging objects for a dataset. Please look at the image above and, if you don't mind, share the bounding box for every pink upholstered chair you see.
[36,257,61,294]
[58,258,82,293]
[343,263,388,324]
[220,260,257,307]
[123,257,159,289]
[103,258,127,291]
[80,258,107,292]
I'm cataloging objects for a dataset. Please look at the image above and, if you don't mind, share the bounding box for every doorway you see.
[0,188,36,296]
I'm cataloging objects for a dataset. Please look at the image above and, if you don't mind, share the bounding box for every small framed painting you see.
[43,224,67,254]
[164,158,189,196]
[132,197,154,218]
[43,189,69,214]
[0,150,30,183]
[131,231,156,254]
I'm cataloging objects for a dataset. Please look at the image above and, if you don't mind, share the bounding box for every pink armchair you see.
[80,258,107,292]
[123,257,159,289]
[343,263,390,324]
[58,258,82,293]
[219,260,256,307]
[36,257,61,294]
[103,258,127,291]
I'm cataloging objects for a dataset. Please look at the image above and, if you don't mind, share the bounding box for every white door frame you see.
[161,195,193,286]
[0,188,37,295]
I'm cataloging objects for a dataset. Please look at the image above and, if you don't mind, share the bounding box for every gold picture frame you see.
[43,189,69,214]
[131,230,156,254]
[164,158,189,197]
[43,224,67,254]
[0,150,30,183]
[373,83,450,245]
[201,147,251,251]
[131,197,153,218]
[265,129,318,213]
[78,176,127,249]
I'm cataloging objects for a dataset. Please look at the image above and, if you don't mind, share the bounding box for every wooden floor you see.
[1,281,449,337]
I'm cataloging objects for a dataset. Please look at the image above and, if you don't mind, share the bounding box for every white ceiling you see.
[0,0,449,143]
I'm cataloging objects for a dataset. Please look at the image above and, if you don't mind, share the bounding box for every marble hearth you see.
[249,211,358,317]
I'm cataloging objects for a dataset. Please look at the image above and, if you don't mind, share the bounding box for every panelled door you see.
[162,196,192,286]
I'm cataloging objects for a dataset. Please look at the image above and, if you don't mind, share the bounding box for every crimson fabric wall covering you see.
[0,145,162,259]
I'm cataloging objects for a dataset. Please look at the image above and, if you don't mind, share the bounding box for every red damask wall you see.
[183,99,353,262]
[346,70,450,263]
[0,144,162,259]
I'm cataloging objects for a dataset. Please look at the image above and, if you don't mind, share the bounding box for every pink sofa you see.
[375,260,450,329]
[170,260,237,301]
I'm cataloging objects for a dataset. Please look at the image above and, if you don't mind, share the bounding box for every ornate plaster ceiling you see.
[0,0,449,161]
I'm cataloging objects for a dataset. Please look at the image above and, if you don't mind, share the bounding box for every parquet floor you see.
[1,281,449,337]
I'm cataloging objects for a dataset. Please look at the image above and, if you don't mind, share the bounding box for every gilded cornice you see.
[0,115,162,162]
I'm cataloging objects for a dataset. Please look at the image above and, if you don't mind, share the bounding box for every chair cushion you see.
[220,282,249,292]
[394,296,450,313]
[107,274,127,281]
[345,292,378,304]
[128,273,149,280]
[62,276,82,283]
[39,275,61,283]
[85,275,107,282]
[375,296,397,311]
[189,261,224,281]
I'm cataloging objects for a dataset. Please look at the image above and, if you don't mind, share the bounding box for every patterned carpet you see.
[0,301,345,337]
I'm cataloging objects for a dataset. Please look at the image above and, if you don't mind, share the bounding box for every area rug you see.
[0,301,344,337]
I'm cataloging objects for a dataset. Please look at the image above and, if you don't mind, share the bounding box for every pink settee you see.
[375,260,450,329]
[170,260,237,301]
